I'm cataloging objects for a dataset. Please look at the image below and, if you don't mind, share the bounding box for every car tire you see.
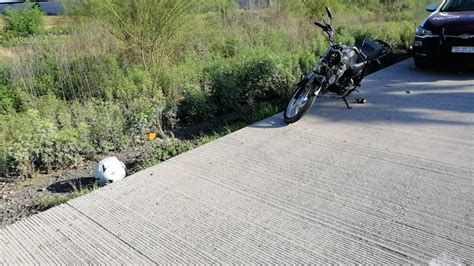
[414,58,430,69]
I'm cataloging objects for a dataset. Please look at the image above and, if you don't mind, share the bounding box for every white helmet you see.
[93,156,127,185]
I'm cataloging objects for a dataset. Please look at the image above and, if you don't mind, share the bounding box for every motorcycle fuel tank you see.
[342,47,358,66]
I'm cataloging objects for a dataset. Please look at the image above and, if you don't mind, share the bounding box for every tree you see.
[4,3,44,36]
[75,0,198,71]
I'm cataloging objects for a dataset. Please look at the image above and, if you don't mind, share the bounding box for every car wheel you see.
[414,58,430,69]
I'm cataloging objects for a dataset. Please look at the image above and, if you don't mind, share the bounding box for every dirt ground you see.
[0,144,151,228]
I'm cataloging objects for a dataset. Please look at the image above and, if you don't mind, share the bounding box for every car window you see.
[441,0,474,11]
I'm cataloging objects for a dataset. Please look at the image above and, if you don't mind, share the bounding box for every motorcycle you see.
[284,7,390,123]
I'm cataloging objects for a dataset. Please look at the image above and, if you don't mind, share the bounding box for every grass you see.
[34,105,265,211]
[37,180,99,210]
[1,1,433,180]
[0,16,72,30]
[133,100,282,170]
[0,0,437,218]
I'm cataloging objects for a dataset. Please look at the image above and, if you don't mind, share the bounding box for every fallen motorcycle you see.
[284,7,390,123]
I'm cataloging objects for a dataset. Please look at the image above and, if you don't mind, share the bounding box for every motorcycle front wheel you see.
[284,83,320,124]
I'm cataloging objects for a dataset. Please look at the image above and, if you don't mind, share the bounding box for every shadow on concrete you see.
[47,177,97,194]
[258,60,473,129]
[250,115,287,129]
[247,60,474,130]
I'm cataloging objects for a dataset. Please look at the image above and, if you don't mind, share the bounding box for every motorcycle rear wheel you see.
[284,83,319,124]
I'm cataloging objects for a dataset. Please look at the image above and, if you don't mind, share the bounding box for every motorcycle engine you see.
[326,50,347,85]
[327,65,346,85]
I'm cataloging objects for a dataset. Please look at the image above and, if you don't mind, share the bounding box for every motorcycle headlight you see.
[316,61,327,74]
[416,26,433,36]
[329,50,343,66]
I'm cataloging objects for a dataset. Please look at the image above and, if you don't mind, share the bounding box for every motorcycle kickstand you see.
[343,97,352,109]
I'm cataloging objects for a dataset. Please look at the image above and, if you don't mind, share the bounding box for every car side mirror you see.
[426,3,437,12]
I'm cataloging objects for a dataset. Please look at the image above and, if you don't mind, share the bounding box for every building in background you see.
[0,0,64,15]
[0,0,278,15]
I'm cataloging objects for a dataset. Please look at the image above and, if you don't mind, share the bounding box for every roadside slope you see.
[1,60,473,264]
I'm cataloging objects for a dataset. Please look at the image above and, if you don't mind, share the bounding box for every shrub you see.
[80,100,128,153]
[58,53,127,101]
[292,48,318,75]
[3,4,44,36]
[206,54,291,114]
[207,65,241,112]
[0,149,9,178]
[0,1,430,180]
[0,84,16,114]
[53,128,87,166]
[7,110,57,176]
[236,56,290,105]
[178,84,216,124]
[75,0,198,68]
[6,40,135,104]
[125,97,163,141]
[161,96,179,130]
[5,109,88,177]
[210,36,239,58]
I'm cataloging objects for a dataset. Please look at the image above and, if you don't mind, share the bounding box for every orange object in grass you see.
[147,132,157,140]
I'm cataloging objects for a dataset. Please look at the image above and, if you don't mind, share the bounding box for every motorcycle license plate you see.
[451,46,474,53]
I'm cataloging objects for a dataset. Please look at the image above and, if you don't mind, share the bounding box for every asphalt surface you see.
[1,60,473,264]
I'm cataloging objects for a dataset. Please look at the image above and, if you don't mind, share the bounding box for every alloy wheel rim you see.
[286,87,310,118]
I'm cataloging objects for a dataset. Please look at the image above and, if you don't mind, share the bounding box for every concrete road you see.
[1,60,473,264]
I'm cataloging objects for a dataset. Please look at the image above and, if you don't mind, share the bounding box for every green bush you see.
[6,109,84,177]
[207,65,241,112]
[125,97,163,140]
[178,84,216,124]
[161,96,179,130]
[236,56,290,105]
[0,84,16,114]
[0,1,430,179]
[78,100,128,153]
[8,49,146,104]
[52,128,86,167]
[3,4,44,36]
[206,54,291,113]
[59,54,127,101]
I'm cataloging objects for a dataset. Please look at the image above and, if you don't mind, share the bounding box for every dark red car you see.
[413,0,474,68]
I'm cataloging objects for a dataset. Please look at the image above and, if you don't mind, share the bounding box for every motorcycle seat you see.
[351,62,366,75]
[355,38,384,62]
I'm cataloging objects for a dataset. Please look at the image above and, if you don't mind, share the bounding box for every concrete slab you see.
[1,60,473,264]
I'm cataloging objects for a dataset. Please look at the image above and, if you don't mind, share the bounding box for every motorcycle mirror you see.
[322,17,332,31]
[326,7,333,20]
[314,21,327,31]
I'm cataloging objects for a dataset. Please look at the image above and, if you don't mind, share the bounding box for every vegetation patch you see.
[1,0,432,181]
[37,181,99,211]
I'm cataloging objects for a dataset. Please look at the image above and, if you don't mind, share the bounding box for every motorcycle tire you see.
[284,83,319,124]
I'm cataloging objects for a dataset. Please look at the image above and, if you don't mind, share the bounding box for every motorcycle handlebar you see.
[314,22,327,31]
